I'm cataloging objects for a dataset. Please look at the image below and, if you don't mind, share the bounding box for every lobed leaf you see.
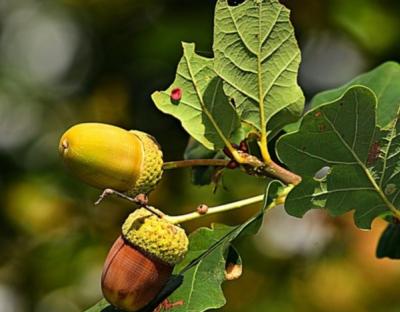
[277,85,400,229]
[310,61,400,128]
[152,42,240,151]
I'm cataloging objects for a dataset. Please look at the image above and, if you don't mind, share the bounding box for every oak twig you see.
[95,189,165,218]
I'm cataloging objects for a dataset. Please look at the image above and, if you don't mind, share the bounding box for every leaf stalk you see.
[258,133,272,165]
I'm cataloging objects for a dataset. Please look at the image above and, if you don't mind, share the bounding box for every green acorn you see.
[59,123,163,196]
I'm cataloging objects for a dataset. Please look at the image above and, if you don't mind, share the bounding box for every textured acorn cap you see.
[122,208,188,266]
[128,131,163,196]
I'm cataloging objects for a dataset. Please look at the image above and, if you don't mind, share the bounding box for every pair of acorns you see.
[59,123,189,311]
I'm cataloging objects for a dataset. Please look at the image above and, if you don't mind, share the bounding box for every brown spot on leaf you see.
[318,123,327,132]
[367,142,381,165]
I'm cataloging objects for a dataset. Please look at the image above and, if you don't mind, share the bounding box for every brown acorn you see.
[101,208,189,312]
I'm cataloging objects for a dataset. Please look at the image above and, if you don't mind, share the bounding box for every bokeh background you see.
[0,0,400,311]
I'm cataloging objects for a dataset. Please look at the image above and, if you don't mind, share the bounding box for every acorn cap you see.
[128,131,163,196]
[122,208,188,266]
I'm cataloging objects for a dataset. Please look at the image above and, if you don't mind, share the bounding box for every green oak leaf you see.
[213,0,304,135]
[310,61,400,128]
[277,85,400,229]
[169,224,233,312]
[165,180,283,312]
[152,42,240,151]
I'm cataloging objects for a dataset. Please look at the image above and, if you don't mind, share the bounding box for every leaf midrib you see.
[183,51,232,149]
[186,260,201,311]
[322,109,400,218]
[184,240,227,311]
[225,1,286,131]
[257,2,265,136]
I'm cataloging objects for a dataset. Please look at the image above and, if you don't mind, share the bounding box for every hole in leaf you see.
[227,0,246,7]
[314,166,330,180]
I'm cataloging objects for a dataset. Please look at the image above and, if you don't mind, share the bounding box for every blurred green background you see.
[0,0,400,311]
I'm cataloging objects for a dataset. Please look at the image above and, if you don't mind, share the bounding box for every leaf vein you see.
[259,5,283,50]
[283,142,358,165]
[262,51,300,100]
[291,187,376,201]
[261,29,294,64]
[227,7,258,56]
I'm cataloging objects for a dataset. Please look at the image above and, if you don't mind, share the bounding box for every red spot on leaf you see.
[170,88,182,101]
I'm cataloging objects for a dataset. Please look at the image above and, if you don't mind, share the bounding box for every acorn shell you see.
[59,123,163,195]
[101,235,173,312]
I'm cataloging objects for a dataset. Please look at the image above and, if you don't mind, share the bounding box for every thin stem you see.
[163,159,228,170]
[163,157,301,186]
[95,189,165,218]
[165,184,294,224]
[231,149,247,164]
[258,134,272,165]
[165,195,264,224]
